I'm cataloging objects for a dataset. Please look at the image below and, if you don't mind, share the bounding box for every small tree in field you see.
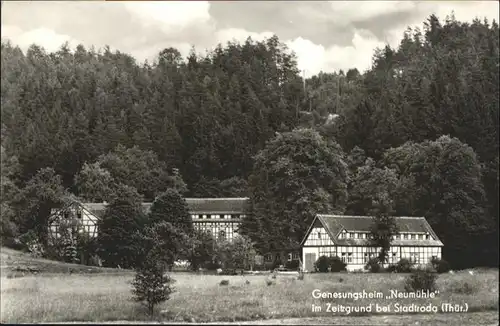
[132,259,175,316]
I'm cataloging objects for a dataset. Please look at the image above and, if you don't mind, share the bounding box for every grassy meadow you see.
[1,267,498,324]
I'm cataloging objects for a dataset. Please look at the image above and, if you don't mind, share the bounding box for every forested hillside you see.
[1,14,498,268]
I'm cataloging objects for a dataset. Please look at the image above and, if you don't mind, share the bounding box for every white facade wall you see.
[303,245,442,272]
[301,226,443,272]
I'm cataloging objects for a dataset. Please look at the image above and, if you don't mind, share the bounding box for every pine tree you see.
[132,259,175,316]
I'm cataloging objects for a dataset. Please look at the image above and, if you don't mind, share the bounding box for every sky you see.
[1,1,499,77]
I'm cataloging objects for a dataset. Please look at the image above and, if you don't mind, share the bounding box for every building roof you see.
[79,198,249,218]
[185,198,249,213]
[301,214,443,247]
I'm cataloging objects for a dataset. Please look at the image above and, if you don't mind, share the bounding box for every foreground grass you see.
[45,312,500,325]
[1,269,498,323]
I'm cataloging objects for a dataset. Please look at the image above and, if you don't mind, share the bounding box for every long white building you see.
[300,214,443,272]
[48,197,248,243]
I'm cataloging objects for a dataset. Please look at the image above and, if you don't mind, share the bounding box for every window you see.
[233,214,240,219]
[320,247,335,257]
[76,210,82,219]
[265,254,273,262]
[362,233,366,239]
[341,253,346,263]
[317,232,322,239]
[347,253,353,263]
[403,234,408,240]
[288,253,292,262]
[292,252,300,260]
[432,255,437,261]
[410,253,419,264]
[425,234,431,240]
[349,232,354,239]
[219,214,224,219]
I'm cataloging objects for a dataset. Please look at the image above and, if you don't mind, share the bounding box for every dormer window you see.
[349,232,354,238]
[403,234,408,240]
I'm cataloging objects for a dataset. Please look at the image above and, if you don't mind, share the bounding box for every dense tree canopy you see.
[97,184,146,268]
[1,13,498,268]
[241,128,349,253]
[148,189,193,235]
[384,135,491,268]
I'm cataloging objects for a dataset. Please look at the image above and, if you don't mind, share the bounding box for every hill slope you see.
[0,247,128,275]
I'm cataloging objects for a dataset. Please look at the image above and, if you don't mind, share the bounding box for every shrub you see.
[220,269,238,275]
[131,260,175,316]
[204,260,221,271]
[386,264,397,273]
[450,281,475,295]
[219,280,229,286]
[285,260,300,270]
[329,256,347,272]
[18,231,44,258]
[364,258,382,273]
[396,258,413,273]
[271,260,282,270]
[314,256,330,273]
[404,268,438,292]
[430,257,450,274]
[216,236,256,271]
[315,256,347,273]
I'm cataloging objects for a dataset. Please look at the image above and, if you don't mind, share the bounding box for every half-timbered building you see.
[300,214,443,272]
[48,198,248,243]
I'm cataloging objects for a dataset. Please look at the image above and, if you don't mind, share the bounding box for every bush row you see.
[313,255,451,274]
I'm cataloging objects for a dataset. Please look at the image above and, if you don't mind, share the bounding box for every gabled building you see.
[300,214,443,272]
[48,198,249,243]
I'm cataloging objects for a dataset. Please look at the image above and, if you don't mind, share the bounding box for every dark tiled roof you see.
[185,198,249,213]
[314,214,443,246]
[81,198,249,218]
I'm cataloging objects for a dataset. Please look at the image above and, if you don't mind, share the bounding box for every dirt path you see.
[46,311,499,325]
